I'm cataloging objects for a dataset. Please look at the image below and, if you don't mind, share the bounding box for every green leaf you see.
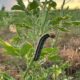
[16,23,31,29]
[0,38,19,56]
[11,5,24,10]
[60,61,70,70]
[17,0,25,9]
[52,65,62,77]
[49,54,61,63]
[51,16,69,25]
[42,48,58,54]
[11,0,25,10]
[27,1,39,10]
[42,1,56,9]
[71,21,80,25]
[57,27,68,32]
[0,72,15,80]
[41,47,59,59]
[20,42,33,57]
[49,1,57,9]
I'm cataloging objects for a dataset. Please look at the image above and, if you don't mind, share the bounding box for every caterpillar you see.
[33,33,55,61]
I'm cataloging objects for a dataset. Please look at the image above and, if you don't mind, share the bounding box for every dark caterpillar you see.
[33,33,55,61]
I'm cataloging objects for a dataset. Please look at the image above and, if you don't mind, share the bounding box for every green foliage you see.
[0,38,19,56]
[0,72,15,80]
[0,0,80,79]
[68,21,80,25]
[27,1,39,10]
[0,11,11,27]
[11,0,57,45]
[51,16,69,25]
[11,13,32,28]
[47,0,57,9]
[20,42,33,57]
[12,5,24,10]
[0,38,33,58]
[0,37,70,80]
[41,47,60,61]
[12,0,25,11]
[17,0,25,8]
[42,0,57,9]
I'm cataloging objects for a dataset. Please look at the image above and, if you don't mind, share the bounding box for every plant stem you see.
[41,9,49,34]
[23,59,34,79]
[61,0,66,16]
[54,64,57,80]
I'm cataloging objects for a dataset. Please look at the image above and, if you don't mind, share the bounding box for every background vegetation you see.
[0,0,80,80]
